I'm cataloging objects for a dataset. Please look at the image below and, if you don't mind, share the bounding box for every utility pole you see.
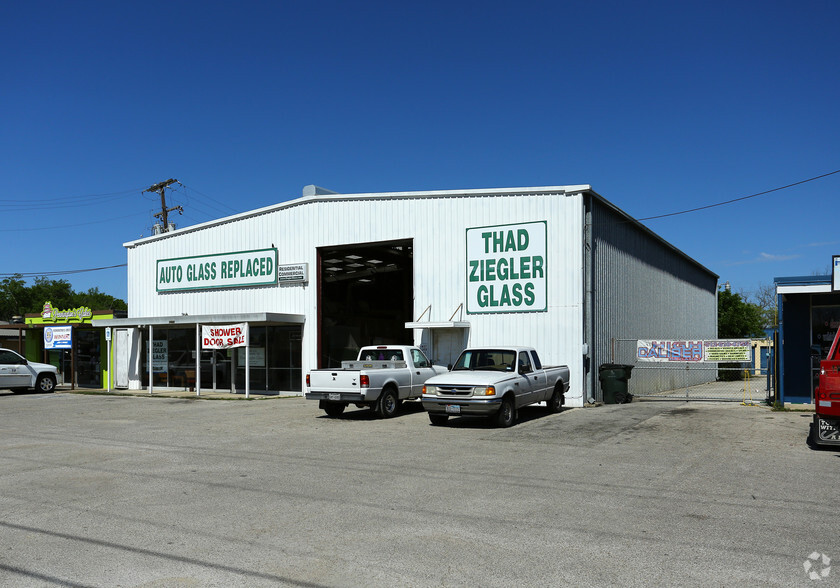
[144,178,183,233]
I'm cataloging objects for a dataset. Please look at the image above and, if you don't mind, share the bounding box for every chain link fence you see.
[610,339,772,403]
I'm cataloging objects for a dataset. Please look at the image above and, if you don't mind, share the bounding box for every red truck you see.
[811,327,840,447]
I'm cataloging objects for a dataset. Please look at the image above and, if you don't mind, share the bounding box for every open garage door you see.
[318,240,413,368]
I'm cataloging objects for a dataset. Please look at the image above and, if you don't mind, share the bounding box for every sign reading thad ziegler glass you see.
[466,221,547,314]
[157,248,278,292]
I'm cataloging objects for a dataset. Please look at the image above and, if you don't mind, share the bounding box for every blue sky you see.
[3,1,839,304]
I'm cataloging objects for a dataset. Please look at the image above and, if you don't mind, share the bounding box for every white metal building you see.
[95,184,718,407]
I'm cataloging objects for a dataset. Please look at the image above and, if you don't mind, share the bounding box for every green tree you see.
[718,288,766,338]
[0,276,126,321]
[74,286,127,311]
[30,277,75,311]
[0,275,30,319]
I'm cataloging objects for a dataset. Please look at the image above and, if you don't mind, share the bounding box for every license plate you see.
[819,418,840,440]
[445,405,461,414]
[328,393,341,401]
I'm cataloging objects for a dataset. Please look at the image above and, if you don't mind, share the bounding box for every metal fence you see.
[610,339,772,403]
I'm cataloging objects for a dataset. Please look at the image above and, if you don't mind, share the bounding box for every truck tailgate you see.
[308,370,366,393]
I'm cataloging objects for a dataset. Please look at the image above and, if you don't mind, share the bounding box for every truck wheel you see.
[376,388,399,418]
[323,402,346,417]
[547,385,564,413]
[36,374,56,393]
[495,397,516,427]
[429,413,449,426]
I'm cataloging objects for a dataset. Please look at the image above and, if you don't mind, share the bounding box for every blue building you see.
[775,273,840,404]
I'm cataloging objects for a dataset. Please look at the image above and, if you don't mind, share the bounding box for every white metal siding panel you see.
[126,189,589,404]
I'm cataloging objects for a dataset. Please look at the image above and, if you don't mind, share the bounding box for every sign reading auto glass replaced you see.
[466,221,547,314]
[156,248,277,292]
[636,339,752,363]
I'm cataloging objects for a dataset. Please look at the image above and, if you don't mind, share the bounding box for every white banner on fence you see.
[201,323,249,349]
[636,339,751,363]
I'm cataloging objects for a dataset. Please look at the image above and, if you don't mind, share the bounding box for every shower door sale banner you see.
[202,323,249,349]
[466,221,547,314]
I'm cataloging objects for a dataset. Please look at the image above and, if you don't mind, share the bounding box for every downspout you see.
[583,192,596,404]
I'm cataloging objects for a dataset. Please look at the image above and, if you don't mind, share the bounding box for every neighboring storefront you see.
[775,257,840,404]
[94,184,719,403]
[25,302,126,388]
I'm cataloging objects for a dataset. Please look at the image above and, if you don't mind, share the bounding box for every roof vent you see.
[303,185,339,197]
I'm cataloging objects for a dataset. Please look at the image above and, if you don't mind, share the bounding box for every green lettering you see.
[499,284,511,306]
[520,257,531,279]
[517,229,529,250]
[477,285,489,307]
[469,260,480,282]
[532,256,544,278]
[512,283,523,306]
[524,282,535,305]
[481,232,493,254]
[505,230,516,252]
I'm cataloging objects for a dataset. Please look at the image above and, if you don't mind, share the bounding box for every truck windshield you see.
[453,350,516,372]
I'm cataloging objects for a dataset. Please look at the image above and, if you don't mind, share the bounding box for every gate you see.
[611,339,772,403]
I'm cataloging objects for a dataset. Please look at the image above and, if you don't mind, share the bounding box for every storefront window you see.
[76,329,102,387]
[139,325,301,392]
[235,326,302,393]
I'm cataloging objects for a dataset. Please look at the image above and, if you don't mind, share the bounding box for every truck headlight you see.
[473,386,496,396]
[423,385,437,395]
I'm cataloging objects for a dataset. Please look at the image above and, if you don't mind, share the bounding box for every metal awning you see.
[405,321,470,329]
[92,312,305,328]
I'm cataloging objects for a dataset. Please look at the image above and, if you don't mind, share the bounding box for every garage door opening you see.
[318,239,413,368]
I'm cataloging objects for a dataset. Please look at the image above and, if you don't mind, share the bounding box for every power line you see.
[0,264,127,279]
[1,211,149,231]
[178,182,240,215]
[637,169,840,221]
[0,188,145,210]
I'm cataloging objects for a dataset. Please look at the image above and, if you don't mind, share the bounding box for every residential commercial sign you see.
[156,248,278,292]
[466,221,547,314]
[278,263,308,283]
[636,339,752,363]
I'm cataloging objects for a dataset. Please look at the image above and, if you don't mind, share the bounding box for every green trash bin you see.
[598,364,634,404]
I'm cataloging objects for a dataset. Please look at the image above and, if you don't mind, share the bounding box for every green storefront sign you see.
[466,221,547,314]
[157,248,278,292]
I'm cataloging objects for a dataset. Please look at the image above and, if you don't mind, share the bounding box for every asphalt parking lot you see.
[0,392,837,587]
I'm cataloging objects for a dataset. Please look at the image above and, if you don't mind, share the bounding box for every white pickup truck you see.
[0,348,59,393]
[421,346,570,427]
[306,345,447,418]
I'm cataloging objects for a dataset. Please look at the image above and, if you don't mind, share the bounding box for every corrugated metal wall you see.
[586,196,718,401]
[126,188,588,404]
